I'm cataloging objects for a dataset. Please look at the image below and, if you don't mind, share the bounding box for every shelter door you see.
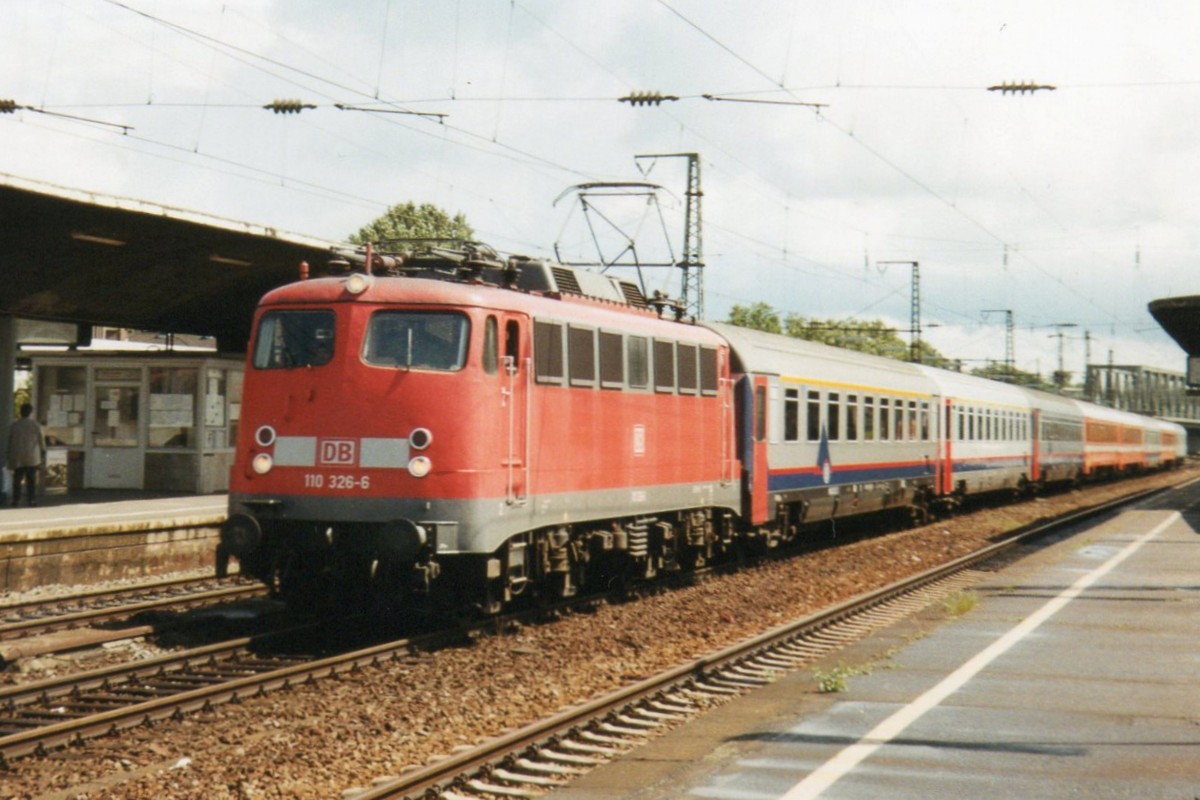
[88,383,143,489]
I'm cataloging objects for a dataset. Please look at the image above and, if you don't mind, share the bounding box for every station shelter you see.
[29,351,243,494]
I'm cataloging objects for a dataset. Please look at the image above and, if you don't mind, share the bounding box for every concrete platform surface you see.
[552,481,1200,800]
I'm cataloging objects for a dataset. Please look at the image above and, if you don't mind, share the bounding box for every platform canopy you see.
[1148,295,1200,356]
[0,174,340,352]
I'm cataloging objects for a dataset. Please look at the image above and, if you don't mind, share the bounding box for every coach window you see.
[677,343,698,395]
[863,396,875,440]
[806,391,821,441]
[907,400,918,440]
[654,339,675,393]
[828,392,841,440]
[893,399,905,441]
[627,336,649,390]
[754,386,767,442]
[483,316,499,375]
[784,389,800,442]
[879,398,890,441]
[968,409,976,441]
[700,347,719,395]
[920,401,930,441]
[568,326,596,387]
[533,320,564,384]
[599,331,624,389]
[846,394,859,441]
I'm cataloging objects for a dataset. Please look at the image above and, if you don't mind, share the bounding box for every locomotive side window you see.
[677,343,698,394]
[784,389,800,442]
[568,326,596,387]
[533,321,565,383]
[363,311,468,371]
[483,316,499,375]
[599,331,624,389]
[627,336,649,390]
[699,347,718,395]
[505,320,521,373]
[654,339,675,393]
[253,310,335,369]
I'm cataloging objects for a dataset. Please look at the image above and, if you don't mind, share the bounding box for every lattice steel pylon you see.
[638,152,704,319]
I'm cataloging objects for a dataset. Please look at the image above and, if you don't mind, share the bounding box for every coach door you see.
[502,317,529,504]
[741,375,770,525]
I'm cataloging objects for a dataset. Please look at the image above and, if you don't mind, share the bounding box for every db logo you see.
[319,439,357,466]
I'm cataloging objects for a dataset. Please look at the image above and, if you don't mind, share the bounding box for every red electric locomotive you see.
[220,244,740,612]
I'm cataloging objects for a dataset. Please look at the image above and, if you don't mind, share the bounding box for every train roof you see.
[913,364,1033,408]
[704,321,934,393]
[257,270,727,345]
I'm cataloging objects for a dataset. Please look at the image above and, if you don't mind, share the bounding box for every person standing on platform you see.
[7,403,44,507]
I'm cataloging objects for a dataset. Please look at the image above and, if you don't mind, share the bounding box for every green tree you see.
[728,303,951,366]
[728,302,782,334]
[970,362,1052,390]
[350,201,474,244]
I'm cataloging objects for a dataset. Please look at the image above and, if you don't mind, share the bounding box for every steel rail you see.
[0,481,1175,774]
[347,483,1172,800]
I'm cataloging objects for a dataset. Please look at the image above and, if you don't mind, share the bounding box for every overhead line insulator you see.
[263,99,317,114]
[987,81,1057,95]
[0,99,20,114]
[619,91,679,107]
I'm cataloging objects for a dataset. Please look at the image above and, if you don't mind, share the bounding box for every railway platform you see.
[0,492,225,593]
[553,480,1200,800]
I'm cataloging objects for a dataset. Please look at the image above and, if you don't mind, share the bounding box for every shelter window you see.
[784,389,800,442]
[568,326,596,387]
[363,311,469,372]
[149,367,197,448]
[38,366,87,447]
[599,331,624,389]
[654,339,675,393]
[253,310,335,369]
[627,336,649,390]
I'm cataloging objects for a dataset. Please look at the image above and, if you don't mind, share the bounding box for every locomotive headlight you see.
[345,272,374,295]
[407,456,432,478]
[408,427,433,450]
[252,453,274,475]
[255,425,277,447]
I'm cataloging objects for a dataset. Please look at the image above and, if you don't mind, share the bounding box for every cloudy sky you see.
[3,0,1197,379]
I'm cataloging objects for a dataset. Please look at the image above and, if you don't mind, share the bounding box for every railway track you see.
[0,575,268,647]
[0,483,1168,779]
[344,484,1170,800]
